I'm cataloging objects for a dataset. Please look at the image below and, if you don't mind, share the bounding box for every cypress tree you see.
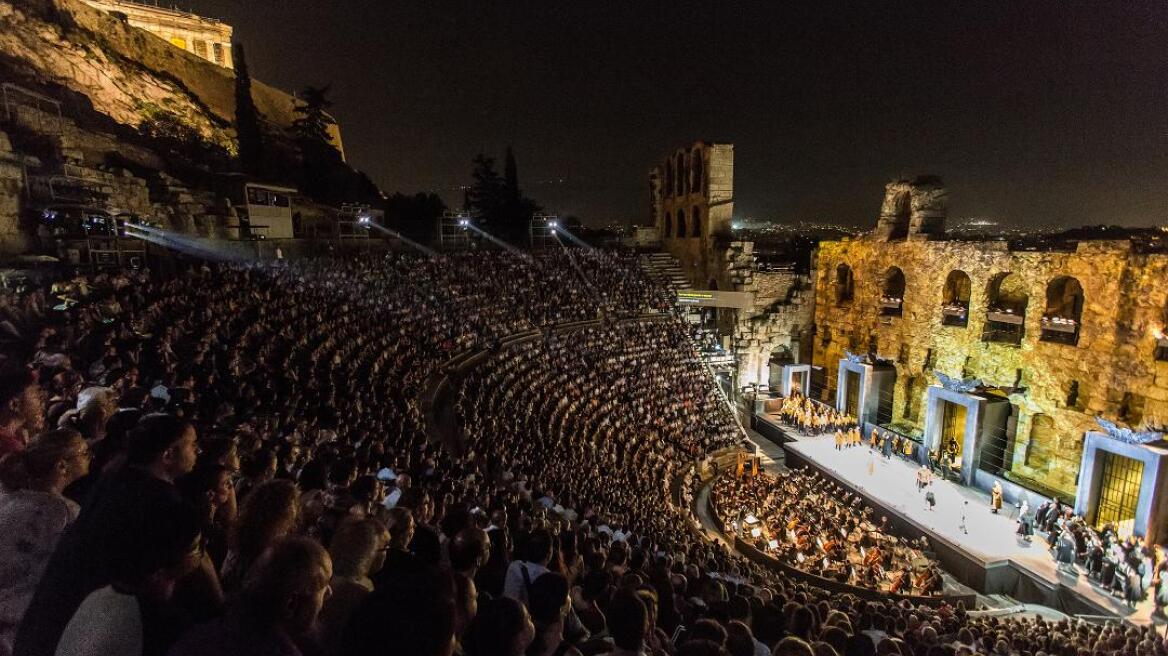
[233,42,264,177]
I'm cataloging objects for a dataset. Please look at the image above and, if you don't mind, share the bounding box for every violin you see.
[890,570,907,594]
[863,547,882,567]
[914,570,934,592]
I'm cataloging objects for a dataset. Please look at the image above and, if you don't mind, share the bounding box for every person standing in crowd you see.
[0,429,90,654]
[15,413,197,656]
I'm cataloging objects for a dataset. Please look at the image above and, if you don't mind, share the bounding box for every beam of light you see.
[465,223,530,260]
[124,224,252,262]
[549,223,593,250]
[364,223,437,257]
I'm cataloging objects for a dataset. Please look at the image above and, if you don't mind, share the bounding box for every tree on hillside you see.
[291,85,356,203]
[291,85,339,156]
[466,148,540,244]
[386,192,446,244]
[232,42,264,177]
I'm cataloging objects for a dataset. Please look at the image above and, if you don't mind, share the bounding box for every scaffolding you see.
[1,83,64,136]
[438,211,473,250]
[529,214,559,249]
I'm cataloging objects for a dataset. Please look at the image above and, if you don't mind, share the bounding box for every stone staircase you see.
[640,251,693,290]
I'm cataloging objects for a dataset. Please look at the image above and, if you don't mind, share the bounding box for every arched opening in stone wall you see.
[984,272,1028,345]
[676,152,687,197]
[676,209,687,238]
[1041,276,1084,346]
[1158,299,1168,362]
[664,212,673,238]
[887,191,911,240]
[835,264,854,304]
[664,159,673,197]
[1024,413,1056,471]
[691,148,703,195]
[941,270,972,327]
[691,206,702,238]
[879,267,905,317]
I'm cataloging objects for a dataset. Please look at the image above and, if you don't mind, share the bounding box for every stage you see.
[751,412,1162,626]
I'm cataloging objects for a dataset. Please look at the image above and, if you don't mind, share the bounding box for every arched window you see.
[1041,276,1084,345]
[984,272,1029,345]
[664,212,673,238]
[691,148,703,195]
[941,270,972,327]
[835,264,854,304]
[676,208,687,238]
[879,267,906,316]
[691,206,702,237]
[676,152,687,197]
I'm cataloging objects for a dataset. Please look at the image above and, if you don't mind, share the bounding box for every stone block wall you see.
[812,236,1168,496]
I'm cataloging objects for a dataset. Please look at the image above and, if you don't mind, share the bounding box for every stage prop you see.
[921,383,1011,487]
[1074,429,1168,545]
[776,363,811,398]
[835,354,895,430]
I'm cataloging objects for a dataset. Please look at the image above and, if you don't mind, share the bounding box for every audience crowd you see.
[0,251,1161,656]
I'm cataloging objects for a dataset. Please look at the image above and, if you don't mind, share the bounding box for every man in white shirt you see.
[502,529,552,603]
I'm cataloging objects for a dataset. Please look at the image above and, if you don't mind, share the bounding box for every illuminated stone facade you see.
[81,0,233,68]
[648,143,815,389]
[812,177,1168,500]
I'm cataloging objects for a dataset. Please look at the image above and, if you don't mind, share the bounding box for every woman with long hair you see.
[219,477,299,593]
[0,428,90,654]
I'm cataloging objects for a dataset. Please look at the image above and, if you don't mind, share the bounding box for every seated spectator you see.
[526,572,582,656]
[15,413,196,656]
[317,517,388,655]
[54,503,203,656]
[464,597,535,656]
[168,537,332,656]
[220,479,299,593]
[0,429,89,654]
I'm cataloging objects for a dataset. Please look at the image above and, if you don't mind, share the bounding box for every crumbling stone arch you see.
[676,151,687,197]
[691,147,703,195]
[885,191,912,240]
[676,208,687,238]
[835,263,855,304]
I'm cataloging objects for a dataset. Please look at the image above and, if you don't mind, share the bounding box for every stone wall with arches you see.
[811,236,1168,496]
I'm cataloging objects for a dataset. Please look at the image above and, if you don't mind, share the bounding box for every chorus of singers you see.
[713,469,945,597]
[775,391,857,436]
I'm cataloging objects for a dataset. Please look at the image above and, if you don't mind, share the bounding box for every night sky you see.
[183,1,1168,229]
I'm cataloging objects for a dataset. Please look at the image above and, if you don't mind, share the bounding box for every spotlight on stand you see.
[357,214,372,226]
